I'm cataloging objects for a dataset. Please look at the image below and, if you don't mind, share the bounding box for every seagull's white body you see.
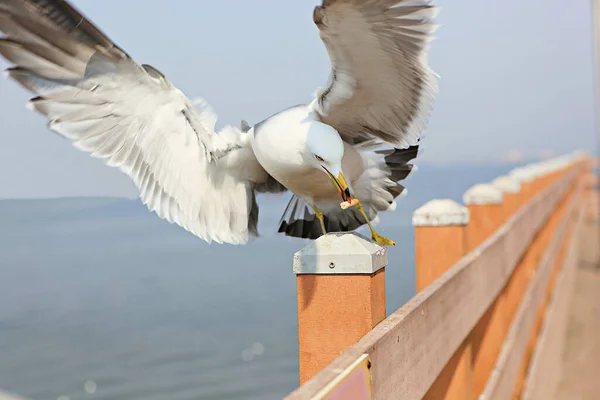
[251,105,345,203]
[0,0,439,244]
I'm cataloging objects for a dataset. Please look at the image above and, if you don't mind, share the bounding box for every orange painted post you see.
[507,166,542,321]
[413,199,470,291]
[412,199,473,400]
[526,166,550,280]
[551,158,567,183]
[491,175,524,335]
[528,174,565,347]
[553,156,570,181]
[463,183,504,250]
[529,164,545,197]
[293,232,387,384]
[575,153,593,182]
[532,163,562,261]
[510,167,535,206]
[539,162,557,190]
[462,183,507,397]
[537,162,554,191]
[492,175,522,221]
[513,161,576,398]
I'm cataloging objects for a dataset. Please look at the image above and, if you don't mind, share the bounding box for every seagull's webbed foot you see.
[355,201,396,246]
[312,205,327,236]
[371,230,396,247]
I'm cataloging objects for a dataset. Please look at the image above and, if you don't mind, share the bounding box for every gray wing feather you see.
[0,0,129,59]
[0,0,281,244]
[312,0,439,148]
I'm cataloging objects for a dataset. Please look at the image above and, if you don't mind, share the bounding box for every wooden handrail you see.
[522,169,598,399]
[286,153,590,400]
[481,174,584,399]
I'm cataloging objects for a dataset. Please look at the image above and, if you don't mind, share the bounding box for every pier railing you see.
[285,151,597,400]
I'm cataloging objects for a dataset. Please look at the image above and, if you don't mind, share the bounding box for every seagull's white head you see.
[305,122,354,203]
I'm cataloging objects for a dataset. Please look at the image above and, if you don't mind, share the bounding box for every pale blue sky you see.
[0,0,597,198]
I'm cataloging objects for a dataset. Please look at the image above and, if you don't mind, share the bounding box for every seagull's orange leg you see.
[312,205,327,235]
[355,202,396,246]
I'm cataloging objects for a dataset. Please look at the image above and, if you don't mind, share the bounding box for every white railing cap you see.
[547,158,567,172]
[536,160,556,175]
[568,150,589,164]
[526,163,547,178]
[293,232,387,274]
[509,166,536,182]
[412,199,470,227]
[492,175,521,193]
[554,155,570,166]
[463,183,504,205]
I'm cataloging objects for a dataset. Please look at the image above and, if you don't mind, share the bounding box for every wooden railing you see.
[286,151,597,400]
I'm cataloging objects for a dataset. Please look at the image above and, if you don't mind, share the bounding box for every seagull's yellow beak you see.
[325,168,353,202]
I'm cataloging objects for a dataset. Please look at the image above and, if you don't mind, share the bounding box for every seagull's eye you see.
[314,155,324,162]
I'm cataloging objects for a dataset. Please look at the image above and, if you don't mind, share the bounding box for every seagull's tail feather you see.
[277,195,377,240]
[277,144,421,240]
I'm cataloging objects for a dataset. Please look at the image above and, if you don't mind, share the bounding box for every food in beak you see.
[329,171,360,210]
[340,198,360,210]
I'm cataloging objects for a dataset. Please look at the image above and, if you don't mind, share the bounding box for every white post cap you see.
[412,199,469,227]
[526,163,541,175]
[546,157,567,172]
[540,160,556,174]
[534,161,553,176]
[492,175,521,193]
[569,150,589,165]
[509,166,536,183]
[569,150,586,158]
[293,232,387,274]
[463,183,504,205]
[529,163,552,179]
[554,155,569,167]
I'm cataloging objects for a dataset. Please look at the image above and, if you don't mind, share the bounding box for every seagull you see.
[0,0,438,245]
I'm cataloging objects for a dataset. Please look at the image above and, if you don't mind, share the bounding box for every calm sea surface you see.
[0,164,511,400]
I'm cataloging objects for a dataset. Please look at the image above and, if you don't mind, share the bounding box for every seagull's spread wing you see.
[311,0,439,148]
[0,0,284,244]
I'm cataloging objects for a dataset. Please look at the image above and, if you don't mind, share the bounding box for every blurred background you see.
[0,1,598,399]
